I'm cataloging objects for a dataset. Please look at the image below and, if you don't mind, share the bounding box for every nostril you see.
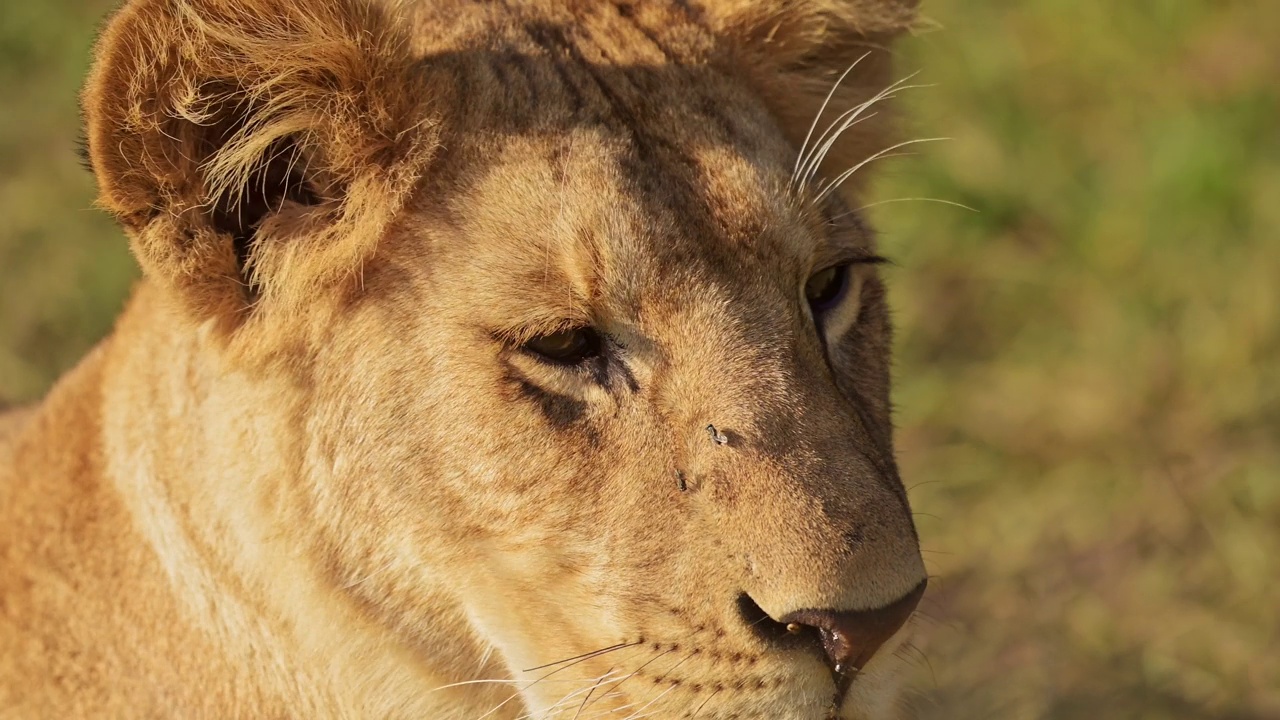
[735,592,791,640]
[736,593,831,663]
[779,578,927,677]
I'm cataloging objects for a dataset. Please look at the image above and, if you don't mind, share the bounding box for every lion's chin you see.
[514,646,917,720]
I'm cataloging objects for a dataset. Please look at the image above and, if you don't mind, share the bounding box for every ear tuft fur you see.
[82,0,442,327]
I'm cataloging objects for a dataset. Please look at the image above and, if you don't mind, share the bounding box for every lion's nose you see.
[777,578,926,675]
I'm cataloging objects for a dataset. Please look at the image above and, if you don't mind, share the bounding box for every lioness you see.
[0,0,929,718]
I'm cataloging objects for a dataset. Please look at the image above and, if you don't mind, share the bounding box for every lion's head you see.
[82,0,927,717]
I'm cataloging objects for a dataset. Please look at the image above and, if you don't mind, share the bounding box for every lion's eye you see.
[805,264,850,313]
[523,327,602,365]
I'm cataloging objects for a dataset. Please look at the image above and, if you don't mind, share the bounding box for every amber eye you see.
[523,327,602,365]
[805,264,850,313]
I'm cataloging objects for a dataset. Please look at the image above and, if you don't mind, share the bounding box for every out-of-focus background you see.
[1,1,1276,718]
[881,3,1279,718]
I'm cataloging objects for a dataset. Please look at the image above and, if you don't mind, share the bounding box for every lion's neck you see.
[96,284,519,718]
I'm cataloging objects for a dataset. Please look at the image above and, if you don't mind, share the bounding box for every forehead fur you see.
[405,0,913,197]
[82,0,914,329]
[395,1,904,320]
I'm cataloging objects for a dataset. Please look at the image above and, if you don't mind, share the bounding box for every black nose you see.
[778,579,926,676]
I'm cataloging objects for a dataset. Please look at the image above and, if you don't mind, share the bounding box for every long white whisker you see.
[798,70,923,186]
[473,642,645,720]
[616,685,677,720]
[568,667,623,720]
[848,197,979,214]
[813,137,949,203]
[429,677,598,694]
[523,641,643,673]
[796,71,926,187]
[578,648,674,716]
[514,669,623,719]
[803,88,937,192]
[799,76,931,190]
[606,651,690,720]
[791,52,872,186]
[797,109,880,192]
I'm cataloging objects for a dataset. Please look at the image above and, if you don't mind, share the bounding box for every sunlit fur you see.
[0,0,928,718]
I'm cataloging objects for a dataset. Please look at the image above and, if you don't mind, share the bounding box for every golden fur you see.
[0,0,927,717]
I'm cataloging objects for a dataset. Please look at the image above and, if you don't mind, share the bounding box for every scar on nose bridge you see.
[706,424,729,446]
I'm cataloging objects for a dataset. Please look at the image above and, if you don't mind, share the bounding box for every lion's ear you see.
[82,0,440,327]
[699,0,918,193]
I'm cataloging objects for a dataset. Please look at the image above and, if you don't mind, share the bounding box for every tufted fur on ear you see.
[82,0,442,329]
[698,0,919,198]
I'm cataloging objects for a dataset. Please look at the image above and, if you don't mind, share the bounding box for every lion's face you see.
[83,1,926,717]
[313,70,924,720]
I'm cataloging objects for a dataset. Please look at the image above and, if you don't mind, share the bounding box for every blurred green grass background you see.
[1,1,1276,718]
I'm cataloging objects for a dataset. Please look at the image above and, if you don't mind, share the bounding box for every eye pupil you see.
[805,265,848,311]
[524,328,601,364]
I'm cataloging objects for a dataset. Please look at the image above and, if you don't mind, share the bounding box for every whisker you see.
[481,620,713,718]
[900,639,937,689]
[811,149,922,204]
[849,197,978,214]
[474,642,646,720]
[796,110,880,193]
[518,668,623,719]
[617,684,677,720]
[911,607,945,627]
[570,667,620,720]
[583,695,644,720]
[791,53,872,186]
[429,678,528,692]
[429,676,603,694]
[691,687,722,718]
[524,641,644,673]
[797,75,930,190]
[472,685,547,720]
[797,73,930,189]
[575,649,691,720]
[652,652,694,684]
[579,648,675,716]
[813,137,949,203]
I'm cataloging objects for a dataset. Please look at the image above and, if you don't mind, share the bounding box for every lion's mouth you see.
[736,580,927,716]
[735,592,856,712]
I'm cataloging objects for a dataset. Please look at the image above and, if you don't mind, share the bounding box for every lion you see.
[0,0,929,718]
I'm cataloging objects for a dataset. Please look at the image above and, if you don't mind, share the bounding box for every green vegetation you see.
[0,0,134,396]
[1,1,1275,717]
[881,2,1279,717]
